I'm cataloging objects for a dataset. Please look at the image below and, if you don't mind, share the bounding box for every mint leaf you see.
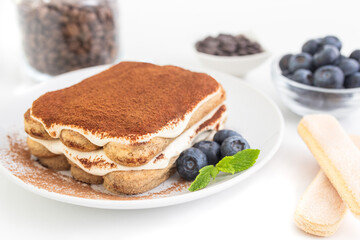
[188,149,260,192]
[215,156,236,174]
[210,166,219,179]
[216,149,260,174]
[188,165,217,192]
[230,149,260,172]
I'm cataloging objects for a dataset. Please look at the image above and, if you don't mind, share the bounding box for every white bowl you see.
[195,33,270,77]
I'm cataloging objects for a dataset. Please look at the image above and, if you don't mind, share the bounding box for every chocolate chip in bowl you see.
[196,34,263,56]
[195,32,270,77]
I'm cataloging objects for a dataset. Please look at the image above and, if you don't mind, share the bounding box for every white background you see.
[1,0,360,239]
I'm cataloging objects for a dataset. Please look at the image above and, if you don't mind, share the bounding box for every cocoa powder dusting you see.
[153,153,165,164]
[0,133,190,201]
[31,62,222,141]
[65,149,117,170]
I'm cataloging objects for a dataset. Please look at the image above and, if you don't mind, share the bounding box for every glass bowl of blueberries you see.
[271,35,360,118]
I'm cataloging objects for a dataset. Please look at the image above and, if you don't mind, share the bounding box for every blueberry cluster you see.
[176,130,250,181]
[280,36,360,89]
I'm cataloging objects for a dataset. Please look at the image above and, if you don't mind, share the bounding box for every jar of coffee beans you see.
[16,0,120,81]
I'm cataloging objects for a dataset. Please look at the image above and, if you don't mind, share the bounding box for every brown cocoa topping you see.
[31,62,222,141]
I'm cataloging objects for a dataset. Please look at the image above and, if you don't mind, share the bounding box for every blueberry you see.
[281,70,292,77]
[213,129,241,145]
[176,148,208,181]
[279,54,292,73]
[313,65,344,89]
[313,45,340,67]
[334,54,346,65]
[321,35,342,50]
[344,73,360,88]
[291,69,313,85]
[220,135,250,157]
[350,50,360,62]
[294,90,326,109]
[337,58,359,76]
[193,141,221,165]
[302,39,321,55]
[288,53,313,73]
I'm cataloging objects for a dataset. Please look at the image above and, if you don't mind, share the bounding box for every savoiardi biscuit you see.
[298,115,360,219]
[295,135,360,236]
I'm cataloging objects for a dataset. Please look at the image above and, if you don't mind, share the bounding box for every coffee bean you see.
[196,33,263,56]
[17,0,119,76]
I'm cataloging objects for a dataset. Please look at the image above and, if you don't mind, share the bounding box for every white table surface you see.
[0,0,360,239]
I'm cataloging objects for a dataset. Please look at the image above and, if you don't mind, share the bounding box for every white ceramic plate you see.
[0,65,284,209]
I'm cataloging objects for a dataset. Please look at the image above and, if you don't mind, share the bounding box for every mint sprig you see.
[216,149,260,174]
[188,149,260,192]
[188,165,219,192]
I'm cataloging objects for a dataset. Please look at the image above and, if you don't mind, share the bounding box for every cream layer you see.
[29,105,226,176]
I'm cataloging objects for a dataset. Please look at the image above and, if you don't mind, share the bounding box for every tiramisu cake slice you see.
[24,62,227,194]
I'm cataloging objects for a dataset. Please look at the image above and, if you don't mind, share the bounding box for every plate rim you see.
[0,65,284,209]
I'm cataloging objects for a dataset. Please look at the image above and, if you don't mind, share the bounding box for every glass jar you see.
[16,0,120,81]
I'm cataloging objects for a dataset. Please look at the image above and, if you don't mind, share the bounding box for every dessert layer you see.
[29,105,227,176]
[30,62,224,144]
[25,88,226,166]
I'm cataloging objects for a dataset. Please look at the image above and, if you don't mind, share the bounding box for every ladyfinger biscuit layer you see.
[25,105,226,194]
[27,105,227,176]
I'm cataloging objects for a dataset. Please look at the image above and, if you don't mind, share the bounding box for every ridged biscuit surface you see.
[298,115,360,219]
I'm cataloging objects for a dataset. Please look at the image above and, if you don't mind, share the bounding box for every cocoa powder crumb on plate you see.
[0,133,190,201]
